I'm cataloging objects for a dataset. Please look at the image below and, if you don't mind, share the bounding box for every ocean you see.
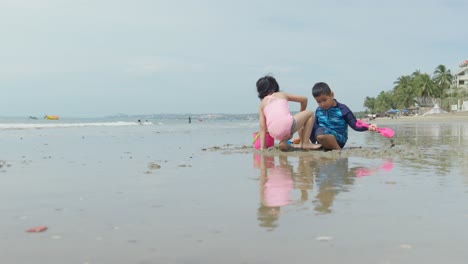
[0,113,256,129]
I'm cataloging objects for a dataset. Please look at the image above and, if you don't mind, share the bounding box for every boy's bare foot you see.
[301,143,322,150]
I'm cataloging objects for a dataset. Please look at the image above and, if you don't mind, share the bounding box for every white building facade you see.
[453,60,468,111]
[455,60,468,90]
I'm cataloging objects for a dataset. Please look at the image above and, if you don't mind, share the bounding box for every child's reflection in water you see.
[313,158,355,214]
[255,154,293,230]
[312,159,394,213]
[254,153,394,228]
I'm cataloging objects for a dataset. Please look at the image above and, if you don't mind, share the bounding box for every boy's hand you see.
[368,124,378,132]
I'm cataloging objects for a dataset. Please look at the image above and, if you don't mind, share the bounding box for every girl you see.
[257,75,321,151]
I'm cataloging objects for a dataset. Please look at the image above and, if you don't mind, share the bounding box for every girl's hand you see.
[368,124,378,131]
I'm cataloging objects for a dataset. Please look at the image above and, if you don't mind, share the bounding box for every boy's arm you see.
[342,105,368,132]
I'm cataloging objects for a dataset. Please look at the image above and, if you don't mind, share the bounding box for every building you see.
[452,60,468,111]
[454,60,468,90]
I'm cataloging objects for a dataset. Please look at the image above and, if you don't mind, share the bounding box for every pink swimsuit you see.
[263,94,294,141]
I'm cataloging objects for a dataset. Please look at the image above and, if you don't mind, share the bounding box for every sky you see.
[0,0,466,117]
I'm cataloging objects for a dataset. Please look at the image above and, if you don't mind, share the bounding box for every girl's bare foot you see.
[301,143,322,150]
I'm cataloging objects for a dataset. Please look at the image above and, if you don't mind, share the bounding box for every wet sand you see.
[1,117,468,264]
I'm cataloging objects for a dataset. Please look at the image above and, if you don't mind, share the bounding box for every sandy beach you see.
[374,111,468,124]
[1,115,468,263]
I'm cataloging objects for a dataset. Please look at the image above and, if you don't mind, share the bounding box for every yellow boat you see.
[44,115,60,120]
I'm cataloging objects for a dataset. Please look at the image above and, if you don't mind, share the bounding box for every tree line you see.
[363,65,463,115]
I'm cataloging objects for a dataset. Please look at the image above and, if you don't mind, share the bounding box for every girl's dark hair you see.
[312,82,332,97]
[256,75,280,99]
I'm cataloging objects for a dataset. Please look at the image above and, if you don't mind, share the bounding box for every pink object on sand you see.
[26,226,48,233]
[380,161,394,171]
[356,120,395,138]
[356,168,373,178]
[253,132,275,149]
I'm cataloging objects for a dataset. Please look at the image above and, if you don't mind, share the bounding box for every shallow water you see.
[1,120,467,263]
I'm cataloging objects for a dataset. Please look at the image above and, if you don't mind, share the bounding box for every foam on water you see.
[0,121,150,130]
[0,114,258,131]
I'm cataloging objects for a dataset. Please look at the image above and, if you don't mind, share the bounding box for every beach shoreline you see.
[369,111,468,124]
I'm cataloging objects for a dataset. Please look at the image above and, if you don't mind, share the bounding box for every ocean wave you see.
[0,121,152,130]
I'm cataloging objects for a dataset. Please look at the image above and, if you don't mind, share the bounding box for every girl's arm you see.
[283,92,308,111]
[258,105,267,149]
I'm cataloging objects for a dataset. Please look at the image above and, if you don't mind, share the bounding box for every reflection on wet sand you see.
[312,157,356,214]
[254,153,395,229]
[255,155,293,230]
[356,161,394,178]
[372,122,468,177]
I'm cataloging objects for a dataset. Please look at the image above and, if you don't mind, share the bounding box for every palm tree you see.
[411,70,422,78]
[413,73,437,106]
[362,66,460,113]
[363,96,376,113]
[375,91,395,114]
[433,65,454,110]
[433,65,452,90]
[393,75,415,108]
[433,65,453,97]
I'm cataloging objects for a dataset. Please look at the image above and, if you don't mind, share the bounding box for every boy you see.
[310,82,376,150]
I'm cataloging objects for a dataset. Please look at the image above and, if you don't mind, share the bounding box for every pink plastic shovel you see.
[356,120,395,138]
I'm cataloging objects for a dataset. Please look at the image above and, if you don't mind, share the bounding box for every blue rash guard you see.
[311,99,367,148]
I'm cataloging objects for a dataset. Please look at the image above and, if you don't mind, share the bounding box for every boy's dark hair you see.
[256,75,280,99]
[312,82,332,97]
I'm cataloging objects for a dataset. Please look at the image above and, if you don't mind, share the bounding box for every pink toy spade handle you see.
[356,120,395,138]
